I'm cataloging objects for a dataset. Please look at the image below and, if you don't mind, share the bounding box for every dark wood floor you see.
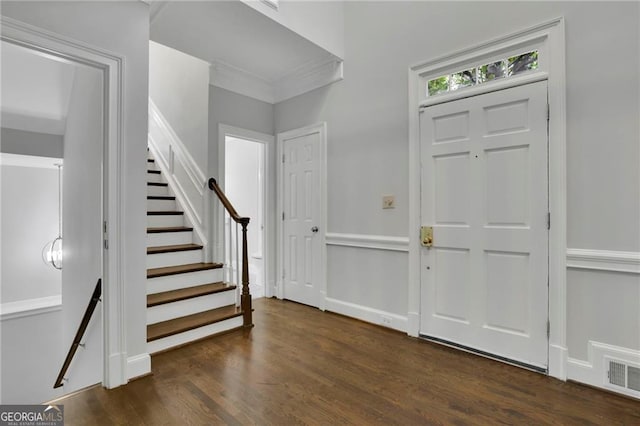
[59,298,639,425]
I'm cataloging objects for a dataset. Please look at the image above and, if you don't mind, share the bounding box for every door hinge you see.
[282,153,285,163]
[547,104,550,121]
[282,211,285,221]
[103,221,109,249]
[547,320,550,338]
[547,212,551,230]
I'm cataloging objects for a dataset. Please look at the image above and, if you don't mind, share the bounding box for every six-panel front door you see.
[282,128,323,307]
[419,81,549,370]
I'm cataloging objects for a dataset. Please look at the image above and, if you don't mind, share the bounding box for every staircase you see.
[145,155,244,354]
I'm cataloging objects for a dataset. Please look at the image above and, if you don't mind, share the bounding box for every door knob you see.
[311,226,319,233]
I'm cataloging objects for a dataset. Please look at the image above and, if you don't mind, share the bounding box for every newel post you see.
[240,218,252,328]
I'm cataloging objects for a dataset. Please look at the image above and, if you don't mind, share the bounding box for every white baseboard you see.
[548,343,568,380]
[325,297,408,333]
[567,341,640,399]
[407,312,420,337]
[126,353,151,381]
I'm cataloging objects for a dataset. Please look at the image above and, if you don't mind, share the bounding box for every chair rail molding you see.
[326,233,409,252]
[148,98,210,258]
[566,248,640,274]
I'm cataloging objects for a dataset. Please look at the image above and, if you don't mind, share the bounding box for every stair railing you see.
[208,178,252,328]
[54,278,102,388]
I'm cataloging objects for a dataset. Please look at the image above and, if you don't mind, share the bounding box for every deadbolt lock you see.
[421,226,433,248]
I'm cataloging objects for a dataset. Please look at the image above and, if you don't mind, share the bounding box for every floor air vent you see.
[627,366,640,392]
[606,358,640,396]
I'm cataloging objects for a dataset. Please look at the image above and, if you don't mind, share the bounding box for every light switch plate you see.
[382,195,395,209]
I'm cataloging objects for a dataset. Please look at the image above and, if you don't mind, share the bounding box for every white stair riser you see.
[147,172,163,183]
[147,231,193,247]
[147,214,184,228]
[147,185,169,197]
[148,315,243,354]
[147,249,203,269]
[147,162,159,171]
[147,199,176,210]
[147,291,236,325]
[147,268,224,294]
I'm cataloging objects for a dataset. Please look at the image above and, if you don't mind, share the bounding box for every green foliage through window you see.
[426,50,538,97]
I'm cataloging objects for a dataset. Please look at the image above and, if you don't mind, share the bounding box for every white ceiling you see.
[1,41,77,135]
[150,1,334,84]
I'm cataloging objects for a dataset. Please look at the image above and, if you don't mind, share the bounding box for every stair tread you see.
[147,211,184,216]
[147,195,175,200]
[147,305,242,341]
[147,182,168,187]
[147,243,203,255]
[147,170,161,174]
[147,282,236,307]
[147,262,223,278]
[147,226,193,234]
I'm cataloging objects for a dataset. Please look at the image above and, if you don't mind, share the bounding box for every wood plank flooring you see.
[57,298,639,425]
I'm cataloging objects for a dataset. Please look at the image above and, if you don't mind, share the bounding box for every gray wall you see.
[1,0,150,376]
[149,41,210,173]
[209,85,274,181]
[1,128,63,158]
[275,1,640,359]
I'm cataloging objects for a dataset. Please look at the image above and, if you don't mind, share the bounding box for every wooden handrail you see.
[208,178,252,328]
[54,278,102,389]
[208,178,249,225]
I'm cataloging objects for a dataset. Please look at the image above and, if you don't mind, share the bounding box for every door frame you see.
[218,124,274,297]
[408,18,567,379]
[1,17,127,388]
[276,123,327,309]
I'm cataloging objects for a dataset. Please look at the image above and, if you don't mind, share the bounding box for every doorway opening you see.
[224,136,266,298]
[0,39,104,403]
[219,125,274,299]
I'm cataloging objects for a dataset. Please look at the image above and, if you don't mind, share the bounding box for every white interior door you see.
[280,126,324,308]
[420,80,549,370]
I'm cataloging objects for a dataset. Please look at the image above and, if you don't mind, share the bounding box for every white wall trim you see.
[210,56,344,105]
[273,55,343,104]
[0,153,63,169]
[568,341,640,399]
[566,249,640,274]
[326,233,409,252]
[277,123,327,305]
[148,98,210,257]
[217,124,275,297]
[0,295,62,321]
[408,17,567,379]
[325,298,408,333]
[210,60,274,104]
[1,15,131,389]
[126,353,151,380]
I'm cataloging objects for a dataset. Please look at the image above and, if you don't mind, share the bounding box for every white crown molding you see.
[0,152,62,168]
[273,55,343,103]
[210,56,343,104]
[326,232,409,252]
[566,248,640,274]
[210,60,275,104]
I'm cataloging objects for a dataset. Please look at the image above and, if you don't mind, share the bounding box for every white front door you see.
[420,81,549,370]
[280,125,325,308]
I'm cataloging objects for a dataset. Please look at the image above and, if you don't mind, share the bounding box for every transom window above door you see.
[427,50,538,97]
